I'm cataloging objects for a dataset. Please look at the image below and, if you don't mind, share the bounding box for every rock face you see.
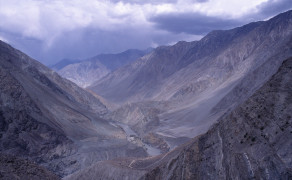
[66,11,292,180]
[0,40,147,177]
[90,10,292,149]
[54,49,151,88]
[1,10,292,180]
[58,57,292,180]
[91,10,292,105]
[64,160,147,180]
[141,57,292,180]
[0,153,60,180]
[57,61,110,88]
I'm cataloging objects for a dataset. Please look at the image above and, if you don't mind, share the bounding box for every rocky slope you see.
[71,56,292,180]
[50,59,79,71]
[141,57,292,180]
[64,11,292,180]
[64,160,147,180]
[0,40,147,177]
[90,10,292,151]
[1,10,292,180]
[91,10,292,105]
[54,49,151,88]
[0,153,60,180]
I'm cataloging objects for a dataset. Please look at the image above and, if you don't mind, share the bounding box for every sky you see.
[0,0,291,65]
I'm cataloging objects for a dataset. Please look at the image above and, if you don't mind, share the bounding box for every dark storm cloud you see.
[149,13,242,35]
[256,0,292,19]
[3,25,196,65]
[0,0,290,65]
[147,0,292,35]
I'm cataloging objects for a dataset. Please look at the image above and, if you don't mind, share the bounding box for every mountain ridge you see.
[1,9,292,180]
[0,40,148,177]
[91,10,292,104]
[66,56,292,180]
[87,10,292,152]
[141,56,292,180]
[53,48,153,87]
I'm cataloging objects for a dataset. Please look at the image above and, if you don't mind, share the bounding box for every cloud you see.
[0,0,290,65]
[0,0,141,47]
[108,0,209,5]
[0,0,269,42]
[149,13,243,35]
[0,35,9,43]
[147,0,292,35]
[0,18,201,65]
[109,0,178,5]
[255,0,292,19]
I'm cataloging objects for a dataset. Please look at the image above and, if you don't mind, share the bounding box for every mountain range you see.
[66,56,292,180]
[88,10,292,152]
[0,10,291,180]
[52,49,152,88]
[0,40,149,177]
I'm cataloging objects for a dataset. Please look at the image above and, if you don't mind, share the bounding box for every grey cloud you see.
[2,25,194,65]
[149,13,242,35]
[147,1,292,36]
[256,0,292,19]
[1,0,289,66]
[109,0,178,4]
[196,0,209,2]
[109,0,208,5]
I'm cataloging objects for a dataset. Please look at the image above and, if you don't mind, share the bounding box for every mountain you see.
[0,40,148,177]
[57,60,110,88]
[141,57,292,180]
[0,153,60,180]
[50,59,80,71]
[54,48,152,88]
[64,56,292,180]
[91,11,292,104]
[89,10,292,151]
[1,9,292,180]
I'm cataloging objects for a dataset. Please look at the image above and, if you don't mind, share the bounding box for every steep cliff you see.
[95,10,292,152]
[0,40,147,177]
[142,57,292,179]
[0,153,60,180]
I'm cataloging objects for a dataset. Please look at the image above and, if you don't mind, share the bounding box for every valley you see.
[90,10,292,156]
[0,9,291,180]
